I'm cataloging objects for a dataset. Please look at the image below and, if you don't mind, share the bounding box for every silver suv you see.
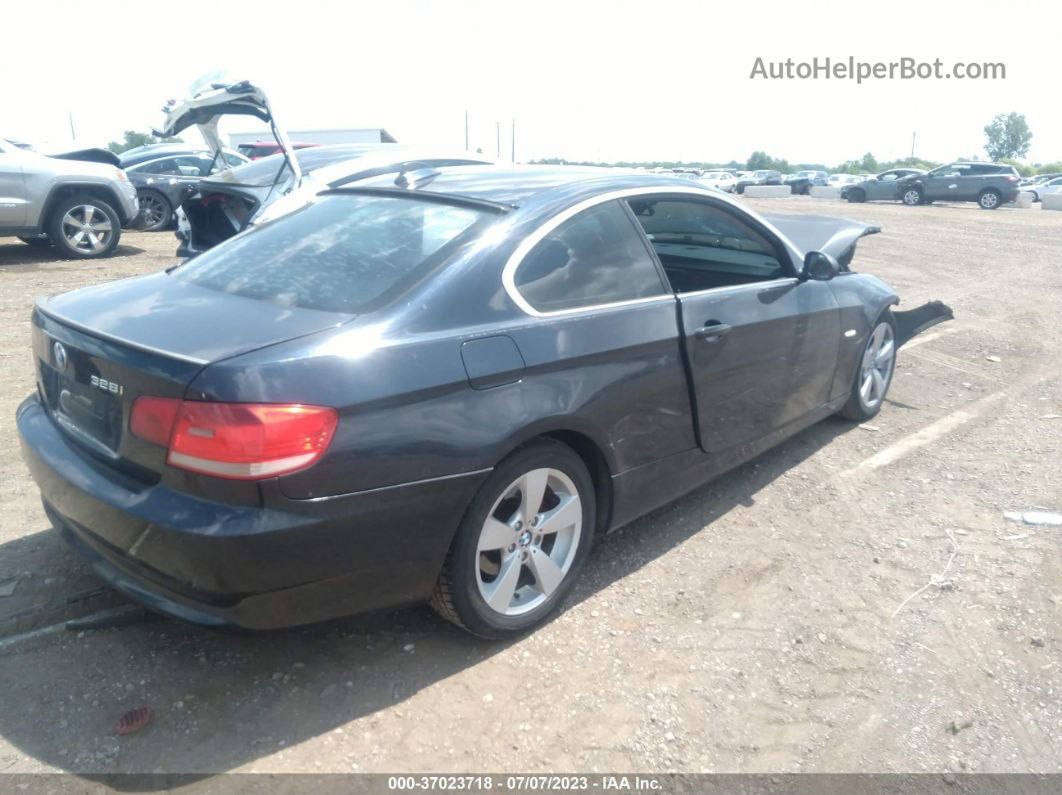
[0,138,142,258]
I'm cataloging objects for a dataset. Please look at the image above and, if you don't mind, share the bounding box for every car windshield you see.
[172,193,494,313]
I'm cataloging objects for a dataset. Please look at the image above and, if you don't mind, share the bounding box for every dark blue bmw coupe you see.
[16,165,950,637]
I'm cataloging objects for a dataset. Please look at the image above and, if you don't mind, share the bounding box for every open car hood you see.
[762,214,881,260]
[154,79,301,184]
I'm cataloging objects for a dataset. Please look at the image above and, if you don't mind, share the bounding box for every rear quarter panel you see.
[188,300,696,501]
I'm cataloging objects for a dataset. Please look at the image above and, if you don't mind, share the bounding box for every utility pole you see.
[511,118,515,162]
[464,110,469,151]
[496,121,500,159]
[911,131,916,159]
[68,111,76,141]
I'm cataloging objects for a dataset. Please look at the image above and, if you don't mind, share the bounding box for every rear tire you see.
[45,195,121,259]
[137,189,172,232]
[431,440,596,639]
[901,187,924,206]
[978,188,1002,210]
[839,311,897,421]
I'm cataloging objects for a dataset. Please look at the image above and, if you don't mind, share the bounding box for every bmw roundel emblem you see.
[53,341,68,373]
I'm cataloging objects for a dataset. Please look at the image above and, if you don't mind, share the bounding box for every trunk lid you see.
[155,77,302,185]
[34,273,351,479]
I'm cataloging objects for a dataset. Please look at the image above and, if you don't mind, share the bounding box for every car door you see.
[867,171,897,200]
[624,194,840,453]
[924,164,968,200]
[0,142,27,227]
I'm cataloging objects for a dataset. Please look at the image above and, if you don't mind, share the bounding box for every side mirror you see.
[803,251,840,281]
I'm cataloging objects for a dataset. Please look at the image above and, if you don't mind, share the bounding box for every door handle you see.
[694,322,732,340]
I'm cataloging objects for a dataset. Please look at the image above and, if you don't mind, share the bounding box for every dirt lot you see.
[0,198,1060,777]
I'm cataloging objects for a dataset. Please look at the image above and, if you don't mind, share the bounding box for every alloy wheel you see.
[859,322,895,410]
[61,204,113,254]
[980,191,1000,209]
[475,467,582,616]
[139,193,168,230]
[902,189,921,206]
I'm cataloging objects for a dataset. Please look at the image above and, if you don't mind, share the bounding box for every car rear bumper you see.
[16,393,488,629]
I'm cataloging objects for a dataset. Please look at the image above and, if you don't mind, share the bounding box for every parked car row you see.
[842,162,1022,210]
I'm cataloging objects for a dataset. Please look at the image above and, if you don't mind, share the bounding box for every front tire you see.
[901,187,924,206]
[847,188,866,203]
[45,195,121,259]
[839,312,897,421]
[978,188,1002,210]
[431,440,596,639]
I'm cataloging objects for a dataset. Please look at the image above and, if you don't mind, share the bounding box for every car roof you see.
[350,164,713,207]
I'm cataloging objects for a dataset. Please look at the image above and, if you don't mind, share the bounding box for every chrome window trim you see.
[671,276,800,301]
[502,185,798,319]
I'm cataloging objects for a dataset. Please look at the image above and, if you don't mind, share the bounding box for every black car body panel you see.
[17,165,944,629]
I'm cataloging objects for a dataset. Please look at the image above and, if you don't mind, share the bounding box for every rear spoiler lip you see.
[34,299,211,366]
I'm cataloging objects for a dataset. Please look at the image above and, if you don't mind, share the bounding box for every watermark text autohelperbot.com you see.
[750,56,1005,84]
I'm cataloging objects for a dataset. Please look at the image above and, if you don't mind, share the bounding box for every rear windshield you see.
[172,193,493,313]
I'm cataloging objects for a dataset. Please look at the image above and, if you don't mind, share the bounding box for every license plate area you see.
[38,359,124,456]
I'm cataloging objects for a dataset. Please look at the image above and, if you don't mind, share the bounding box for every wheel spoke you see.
[871,369,886,401]
[859,373,873,402]
[86,232,100,250]
[70,230,86,245]
[875,339,894,366]
[90,219,112,232]
[536,494,580,536]
[82,205,95,225]
[520,469,549,520]
[527,548,564,597]
[484,555,521,612]
[478,517,515,552]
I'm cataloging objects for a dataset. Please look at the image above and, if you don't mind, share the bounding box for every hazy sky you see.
[4,0,1057,166]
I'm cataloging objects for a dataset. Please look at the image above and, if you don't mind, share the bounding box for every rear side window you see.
[513,201,666,313]
[172,194,492,313]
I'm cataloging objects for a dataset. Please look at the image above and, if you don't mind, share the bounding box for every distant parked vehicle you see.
[784,170,829,195]
[841,168,925,203]
[895,162,1021,209]
[827,174,863,187]
[700,171,738,192]
[1024,176,1062,202]
[119,146,248,231]
[0,137,142,258]
[236,141,321,160]
[735,170,782,193]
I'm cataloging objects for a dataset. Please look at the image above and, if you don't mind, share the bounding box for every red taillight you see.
[130,398,337,480]
[130,396,181,446]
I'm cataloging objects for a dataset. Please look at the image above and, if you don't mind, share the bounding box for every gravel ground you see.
[0,198,1059,776]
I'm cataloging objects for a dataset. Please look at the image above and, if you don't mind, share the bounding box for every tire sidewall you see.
[446,441,595,638]
[47,196,121,258]
[848,189,865,203]
[137,189,172,231]
[902,187,923,206]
